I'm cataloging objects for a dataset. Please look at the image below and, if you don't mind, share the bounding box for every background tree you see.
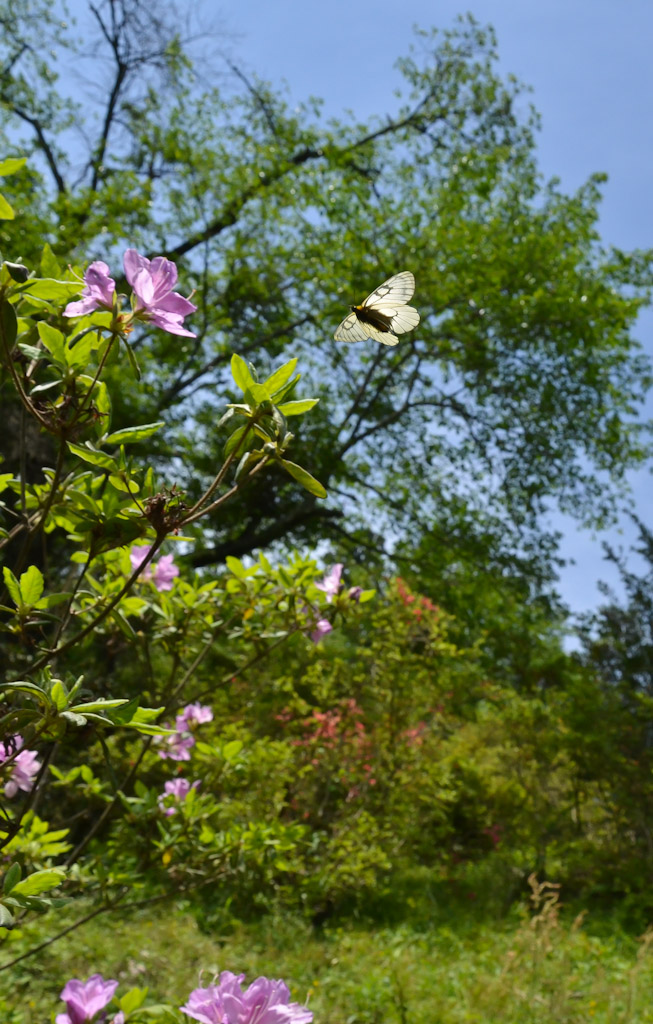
[0,1,650,586]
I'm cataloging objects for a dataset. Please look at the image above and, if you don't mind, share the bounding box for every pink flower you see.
[158,777,199,816]
[315,563,343,602]
[56,974,118,1024]
[129,545,179,592]
[180,973,312,1024]
[0,735,41,798]
[176,703,214,731]
[153,553,179,591]
[156,731,195,762]
[63,261,117,318]
[348,586,363,603]
[124,248,197,337]
[310,619,332,644]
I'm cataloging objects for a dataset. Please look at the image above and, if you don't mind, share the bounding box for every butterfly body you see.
[350,303,395,334]
[335,271,420,346]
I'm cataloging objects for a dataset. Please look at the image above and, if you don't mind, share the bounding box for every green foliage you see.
[1,4,653,1017]
[0,7,649,576]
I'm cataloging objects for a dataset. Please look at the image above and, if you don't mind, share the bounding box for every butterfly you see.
[334,271,420,346]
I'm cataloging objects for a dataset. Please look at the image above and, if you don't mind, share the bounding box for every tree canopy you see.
[1,1,651,583]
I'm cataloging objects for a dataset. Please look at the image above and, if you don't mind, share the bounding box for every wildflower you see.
[348,586,363,602]
[315,563,343,602]
[63,262,116,318]
[181,972,313,1024]
[158,777,199,816]
[152,553,179,591]
[56,974,118,1024]
[310,619,332,644]
[124,248,197,337]
[129,545,179,592]
[156,731,195,762]
[176,703,213,731]
[0,735,41,798]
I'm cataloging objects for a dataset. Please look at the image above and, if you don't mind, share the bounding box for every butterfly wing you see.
[370,303,420,335]
[361,271,415,308]
[334,312,399,346]
[334,312,370,343]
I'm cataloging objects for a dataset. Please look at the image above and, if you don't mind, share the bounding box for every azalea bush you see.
[0,215,351,1018]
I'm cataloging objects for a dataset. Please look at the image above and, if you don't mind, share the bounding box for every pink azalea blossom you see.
[0,735,41,798]
[156,731,195,762]
[176,703,214,731]
[315,563,343,603]
[158,777,199,816]
[124,248,197,337]
[181,973,312,1024]
[129,545,179,592]
[310,619,332,644]
[56,974,118,1024]
[153,553,179,591]
[63,261,116,318]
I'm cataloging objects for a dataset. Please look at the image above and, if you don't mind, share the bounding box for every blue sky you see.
[222,0,653,617]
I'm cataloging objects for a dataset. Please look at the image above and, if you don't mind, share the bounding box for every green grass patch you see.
[3,888,653,1023]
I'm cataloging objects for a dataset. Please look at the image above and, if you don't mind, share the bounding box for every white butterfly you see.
[334,271,420,346]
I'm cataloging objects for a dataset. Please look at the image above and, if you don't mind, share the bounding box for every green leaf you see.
[22,279,82,301]
[34,592,69,610]
[264,358,298,396]
[231,353,256,393]
[246,381,272,405]
[41,243,61,278]
[0,158,27,176]
[2,567,22,608]
[93,379,112,436]
[37,321,66,364]
[234,450,263,481]
[108,473,139,494]
[223,739,244,762]
[67,442,117,470]
[277,399,319,416]
[279,460,327,498]
[60,710,88,726]
[30,379,62,395]
[119,987,149,1014]
[226,556,247,579]
[19,565,44,606]
[11,868,65,897]
[50,680,68,711]
[0,194,15,220]
[17,343,43,360]
[3,863,21,894]
[224,423,250,458]
[0,681,49,704]
[103,422,164,444]
[0,903,14,927]
[65,332,95,370]
[0,298,17,348]
[69,698,129,714]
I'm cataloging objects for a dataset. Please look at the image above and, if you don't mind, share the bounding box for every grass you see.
[3,878,653,1023]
